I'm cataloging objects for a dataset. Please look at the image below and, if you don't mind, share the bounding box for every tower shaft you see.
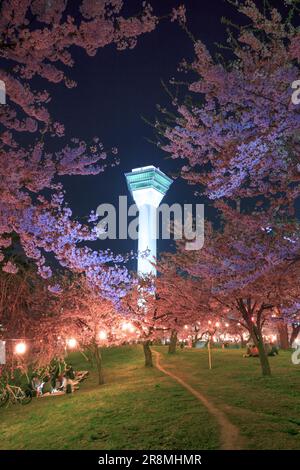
[137,203,157,276]
[125,165,172,278]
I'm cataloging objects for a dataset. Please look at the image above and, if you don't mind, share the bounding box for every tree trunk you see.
[87,349,95,366]
[94,344,104,385]
[277,322,289,350]
[143,340,153,367]
[290,324,300,347]
[168,330,177,354]
[238,298,272,376]
[256,335,271,376]
[239,333,246,348]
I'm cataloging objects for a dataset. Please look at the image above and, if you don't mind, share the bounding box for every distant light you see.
[66,338,77,349]
[184,325,188,330]
[215,322,220,328]
[122,322,135,333]
[225,323,229,328]
[98,331,107,341]
[15,342,26,355]
[294,337,300,346]
[208,320,212,325]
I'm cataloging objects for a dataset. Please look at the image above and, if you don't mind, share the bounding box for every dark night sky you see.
[44,0,285,260]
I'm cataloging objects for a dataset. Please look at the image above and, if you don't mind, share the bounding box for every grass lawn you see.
[156,346,300,450]
[0,346,219,450]
[1,345,299,450]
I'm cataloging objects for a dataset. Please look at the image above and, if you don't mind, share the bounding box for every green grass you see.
[0,346,219,450]
[1,345,299,450]
[156,346,300,450]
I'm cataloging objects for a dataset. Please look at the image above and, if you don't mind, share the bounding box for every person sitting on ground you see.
[30,374,42,397]
[243,343,253,357]
[62,372,79,393]
[41,375,53,395]
[54,374,64,391]
[65,365,75,380]
[250,345,259,357]
[268,342,279,356]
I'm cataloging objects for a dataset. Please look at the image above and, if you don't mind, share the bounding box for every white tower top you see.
[125,165,172,277]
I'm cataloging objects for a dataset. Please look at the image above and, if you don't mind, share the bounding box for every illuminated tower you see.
[125,165,172,277]
[0,80,5,104]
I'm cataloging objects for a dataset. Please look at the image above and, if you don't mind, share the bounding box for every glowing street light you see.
[128,324,135,333]
[98,330,107,341]
[15,341,27,355]
[121,322,135,333]
[66,338,77,349]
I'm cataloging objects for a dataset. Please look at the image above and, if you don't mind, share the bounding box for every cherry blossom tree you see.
[274,258,300,349]
[123,264,212,364]
[155,259,212,353]
[50,275,131,385]
[156,0,300,374]
[0,260,66,375]
[123,277,166,367]
[275,315,300,349]
[0,0,158,296]
[0,267,138,383]
[161,0,299,206]
[163,204,300,376]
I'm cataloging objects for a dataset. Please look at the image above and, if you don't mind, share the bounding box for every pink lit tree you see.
[155,258,213,353]
[123,277,168,367]
[0,0,158,296]
[167,206,300,375]
[123,265,212,365]
[0,268,138,383]
[49,275,130,385]
[0,262,66,374]
[157,1,300,374]
[161,0,299,205]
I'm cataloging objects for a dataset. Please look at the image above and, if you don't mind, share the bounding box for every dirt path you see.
[153,350,243,450]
